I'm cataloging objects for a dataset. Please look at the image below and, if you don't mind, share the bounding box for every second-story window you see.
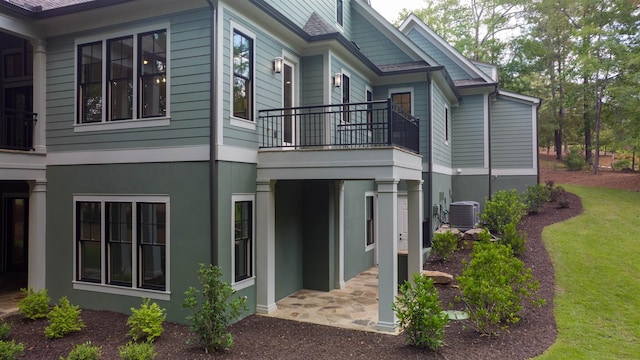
[77,28,167,125]
[336,0,344,27]
[233,30,253,121]
[391,92,411,114]
[342,73,350,123]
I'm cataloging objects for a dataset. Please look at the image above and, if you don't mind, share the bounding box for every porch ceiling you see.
[257,147,423,181]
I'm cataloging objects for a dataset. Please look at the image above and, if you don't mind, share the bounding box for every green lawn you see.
[537,185,640,359]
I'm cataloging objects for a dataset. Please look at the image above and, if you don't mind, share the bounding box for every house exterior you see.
[0,0,539,332]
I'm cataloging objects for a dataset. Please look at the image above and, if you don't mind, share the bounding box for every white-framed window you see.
[341,71,351,123]
[73,195,169,300]
[232,194,255,290]
[336,0,344,27]
[366,86,373,133]
[445,106,450,145]
[365,192,376,251]
[230,22,256,130]
[75,24,170,132]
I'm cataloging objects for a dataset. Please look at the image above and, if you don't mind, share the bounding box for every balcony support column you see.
[28,179,46,289]
[334,180,345,289]
[375,178,398,332]
[256,178,277,313]
[31,39,46,153]
[407,180,424,282]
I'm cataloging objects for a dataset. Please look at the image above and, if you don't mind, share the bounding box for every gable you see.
[405,28,468,80]
[350,10,414,65]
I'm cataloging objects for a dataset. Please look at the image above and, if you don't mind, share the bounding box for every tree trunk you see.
[555,129,562,160]
[583,76,591,163]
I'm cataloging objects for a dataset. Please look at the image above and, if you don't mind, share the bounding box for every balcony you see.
[1,108,37,151]
[258,99,419,154]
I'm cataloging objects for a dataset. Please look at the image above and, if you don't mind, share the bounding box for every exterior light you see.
[273,57,283,73]
[334,73,342,87]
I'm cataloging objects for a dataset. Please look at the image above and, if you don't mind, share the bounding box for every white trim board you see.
[48,145,209,165]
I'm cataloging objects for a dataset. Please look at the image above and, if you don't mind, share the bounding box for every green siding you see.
[274,181,305,300]
[405,28,469,80]
[431,172,452,232]
[343,181,375,280]
[452,175,489,211]
[491,97,534,168]
[45,9,212,152]
[302,181,335,292]
[474,62,495,80]
[301,55,325,106]
[491,175,537,194]
[46,162,210,324]
[432,85,451,166]
[452,94,485,168]
[351,11,413,65]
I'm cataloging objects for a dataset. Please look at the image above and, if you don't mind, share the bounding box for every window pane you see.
[234,201,252,282]
[391,92,411,113]
[108,37,133,120]
[107,202,132,286]
[79,241,101,282]
[78,202,101,241]
[366,196,375,246]
[233,77,250,119]
[77,201,101,282]
[140,244,165,289]
[79,42,103,123]
[141,75,166,117]
[139,31,167,118]
[109,242,132,285]
[233,31,252,121]
[336,0,344,26]
[137,203,166,290]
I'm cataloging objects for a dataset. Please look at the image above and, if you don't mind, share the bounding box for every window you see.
[76,27,168,126]
[336,0,344,26]
[365,193,375,250]
[342,73,350,123]
[445,107,449,143]
[75,196,169,297]
[391,92,412,114]
[366,88,373,132]
[232,195,255,288]
[233,30,253,121]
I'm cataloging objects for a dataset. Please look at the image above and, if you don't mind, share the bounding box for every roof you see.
[2,0,94,11]
[303,12,337,37]
[378,61,431,74]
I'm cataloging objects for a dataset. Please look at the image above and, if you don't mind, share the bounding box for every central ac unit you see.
[449,201,480,231]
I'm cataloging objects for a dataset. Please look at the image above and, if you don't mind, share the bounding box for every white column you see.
[28,179,46,290]
[407,180,424,283]
[256,179,277,313]
[375,178,398,332]
[30,39,46,153]
[334,180,345,289]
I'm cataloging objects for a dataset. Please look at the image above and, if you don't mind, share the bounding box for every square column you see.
[28,180,46,289]
[407,180,424,282]
[31,39,46,153]
[256,179,277,313]
[375,179,398,332]
[334,180,345,289]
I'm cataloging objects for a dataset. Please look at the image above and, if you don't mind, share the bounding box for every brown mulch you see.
[5,157,637,359]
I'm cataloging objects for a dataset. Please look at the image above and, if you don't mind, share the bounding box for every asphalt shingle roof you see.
[3,0,94,11]
[303,12,338,37]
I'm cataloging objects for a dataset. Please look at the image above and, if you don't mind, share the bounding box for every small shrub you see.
[17,288,50,320]
[564,148,585,171]
[118,341,157,360]
[613,158,632,171]
[60,341,102,360]
[478,228,492,242]
[45,297,85,339]
[392,274,448,350]
[127,298,166,342]
[0,321,10,340]
[183,264,248,353]
[523,184,551,214]
[457,241,544,336]
[558,199,570,208]
[481,189,527,234]
[431,230,458,261]
[0,340,24,360]
[498,221,526,256]
[549,185,565,202]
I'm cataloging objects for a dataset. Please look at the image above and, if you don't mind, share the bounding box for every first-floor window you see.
[232,195,254,286]
[365,193,375,249]
[75,196,168,292]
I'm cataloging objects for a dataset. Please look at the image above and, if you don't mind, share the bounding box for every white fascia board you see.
[498,90,541,105]
[0,12,40,39]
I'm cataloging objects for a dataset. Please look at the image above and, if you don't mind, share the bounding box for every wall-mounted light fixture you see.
[273,57,283,73]
[333,73,342,88]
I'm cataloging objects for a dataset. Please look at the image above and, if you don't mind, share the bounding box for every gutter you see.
[488,85,498,200]
[426,72,433,246]
[205,0,219,266]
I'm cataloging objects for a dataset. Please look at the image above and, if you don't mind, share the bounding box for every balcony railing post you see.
[387,98,393,147]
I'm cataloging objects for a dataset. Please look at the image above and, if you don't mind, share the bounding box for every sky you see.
[369,0,427,23]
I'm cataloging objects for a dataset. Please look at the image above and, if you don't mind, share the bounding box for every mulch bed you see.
[4,192,583,360]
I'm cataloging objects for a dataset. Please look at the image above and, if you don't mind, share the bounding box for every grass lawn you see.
[537,185,640,359]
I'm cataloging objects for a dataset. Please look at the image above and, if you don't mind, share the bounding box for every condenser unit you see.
[449,201,480,231]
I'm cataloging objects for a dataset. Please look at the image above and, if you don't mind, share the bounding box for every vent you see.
[449,201,480,231]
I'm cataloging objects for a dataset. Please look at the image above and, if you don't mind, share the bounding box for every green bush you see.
[564,148,585,171]
[17,288,50,320]
[0,321,10,340]
[478,228,492,242]
[118,341,157,360]
[457,241,544,336]
[60,341,102,360]
[392,274,448,350]
[183,264,248,353]
[0,340,24,360]
[498,221,527,256]
[45,297,85,339]
[613,158,632,171]
[523,184,551,214]
[127,298,166,342]
[480,189,527,234]
[431,230,458,261]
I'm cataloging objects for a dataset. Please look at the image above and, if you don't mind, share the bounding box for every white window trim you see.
[72,194,170,300]
[388,87,415,115]
[229,21,257,130]
[336,0,345,29]
[73,23,171,132]
[231,193,256,291]
[364,191,377,252]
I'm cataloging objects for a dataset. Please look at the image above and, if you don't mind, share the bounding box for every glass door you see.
[282,60,296,147]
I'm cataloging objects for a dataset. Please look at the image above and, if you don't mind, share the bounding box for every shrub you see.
[0,340,24,360]
[549,185,566,203]
[457,241,544,336]
[0,321,10,340]
[45,297,85,339]
[431,230,458,261]
[498,221,527,256]
[478,228,493,242]
[564,148,585,171]
[60,341,102,360]
[523,184,551,214]
[17,288,50,320]
[127,298,166,342]
[613,158,632,171]
[480,189,527,234]
[183,264,248,353]
[118,341,157,360]
[392,274,448,350]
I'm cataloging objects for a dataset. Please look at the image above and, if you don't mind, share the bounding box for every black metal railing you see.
[258,99,419,153]
[1,108,37,151]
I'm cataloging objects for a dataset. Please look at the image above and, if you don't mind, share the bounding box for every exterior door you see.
[1,197,28,273]
[282,60,296,146]
[397,194,408,251]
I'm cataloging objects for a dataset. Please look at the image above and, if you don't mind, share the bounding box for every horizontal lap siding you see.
[45,10,212,152]
[452,95,484,168]
[266,0,334,30]
[351,12,413,65]
[491,98,533,168]
[301,55,324,107]
[432,86,451,166]
[405,29,469,80]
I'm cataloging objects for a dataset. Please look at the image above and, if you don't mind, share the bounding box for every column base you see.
[256,303,278,314]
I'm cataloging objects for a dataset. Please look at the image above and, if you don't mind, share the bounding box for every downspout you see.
[426,72,433,246]
[536,102,541,184]
[487,85,498,200]
[206,0,219,266]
